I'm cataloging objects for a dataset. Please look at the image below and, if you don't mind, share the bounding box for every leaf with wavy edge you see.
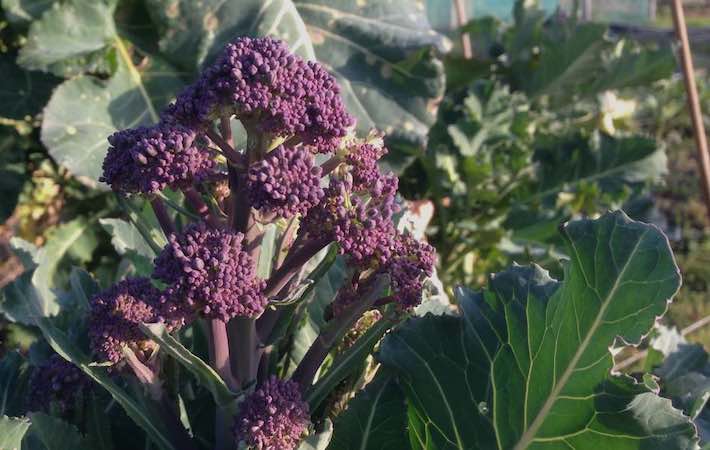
[380,211,698,450]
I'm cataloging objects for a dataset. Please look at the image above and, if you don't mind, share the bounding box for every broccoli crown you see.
[386,233,437,308]
[100,124,214,194]
[247,145,324,218]
[163,36,354,152]
[153,223,267,322]
[233,376,310,450]
[88,277,169,364]
[28,354,91,415]
[346,136,389,191]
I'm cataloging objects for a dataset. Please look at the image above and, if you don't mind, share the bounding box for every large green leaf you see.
[41,56,183,185]
[17,0,118,77]
[0,130,28,223]
[379,211,698,449]
[0,53,58,120]
[99,218,157,258]
[0,416,31,450]
[146,0,447,171]
[328,371,408,450]
[27,413,90,450]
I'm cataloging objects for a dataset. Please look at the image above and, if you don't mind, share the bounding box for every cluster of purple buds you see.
[247,145,324,218]
[153,223,267,322]
[164,37,354,152]
[303,175,400,267]
[346,132,389,191]
[88,277,166,364]
[384,234,436,308]
[233,376,310,450]
[101,124,214,194]
[28,354,91,414]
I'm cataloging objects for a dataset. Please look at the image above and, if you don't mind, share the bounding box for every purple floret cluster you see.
[385,234,436,308]
[346,138,388,191]
[164,37,354,152]
[153,223,267,322]
[247,145,324,218]
[88,277,165,364]
[28,354,91,415]
[233,376,310,450]
[303,175,400,267]
[101,124,214,194]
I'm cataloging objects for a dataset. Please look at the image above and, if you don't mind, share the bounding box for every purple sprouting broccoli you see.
[100,124,215,194]
[302,174,400,267]
[163,36,354,152]
[88,277,169,364]
[345,132,389,191]
[153,223,267,322]
[28,354,91,415]
[233,376,310,450]
[247,145,324,218]
[384,233,436,309]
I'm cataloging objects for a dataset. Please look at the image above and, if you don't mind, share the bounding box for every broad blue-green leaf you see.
[0,415,31,449]
[0,130,28,222]
[145,0,448,172]
[0,352,30,417]
[41,56,184,185]
[1,0,54,28]
[99,218,157,258]
[17,0,118,77]
[140,323,239,408]
[380,211,698,450]
[2,219,93,324]
[328,371,407,450]
[27,413,90,450]
[0,53,58,120]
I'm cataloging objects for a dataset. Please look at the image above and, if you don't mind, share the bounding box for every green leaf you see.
[328,371,407,450]
[27,413,90,450]
[0,130,28,222]
[41,54,184,185]
[140,323,239,408]
[306,317,392,410]
[17,0,118,77]
[85,392,114,450]
[380,211,698,449]
[257,223,277,279]
[99,218,157,258]
[1,0,54,28]
[146,0,447,172]
[0,415,31,450]
[0,352,30,417]
[0,53,58,120]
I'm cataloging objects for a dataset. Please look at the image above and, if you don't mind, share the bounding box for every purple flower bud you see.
[162,37,354,152]
[88,277,172,364]
[153,223,267,322]
[28,355,91,415]
[233,376,310,450]
[100,124,215,194]
[247,145,324,218]
[384,233,436,309]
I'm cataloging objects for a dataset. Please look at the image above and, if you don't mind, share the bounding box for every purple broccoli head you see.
[385,233,436,308]
[163,37,354,152]
[153,223,267,322]
[88,277,168,364]
[28,354,91,415]
[233,376,310,450]
[101,124,215,194]
[247,145,324,218]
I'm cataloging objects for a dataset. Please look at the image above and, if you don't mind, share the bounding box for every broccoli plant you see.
[0,36,700,450]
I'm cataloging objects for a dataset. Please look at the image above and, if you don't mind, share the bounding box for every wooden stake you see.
[453,0,472,59]
[672,0,710,219]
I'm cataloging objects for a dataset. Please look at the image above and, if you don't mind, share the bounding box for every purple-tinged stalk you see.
[150,197,176,236]
[182,187,221,228]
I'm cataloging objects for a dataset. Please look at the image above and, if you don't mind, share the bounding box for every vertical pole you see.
[672,0,710,219]
[453,0,472,59]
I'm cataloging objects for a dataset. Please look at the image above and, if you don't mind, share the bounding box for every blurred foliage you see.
[401,2,676,289]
